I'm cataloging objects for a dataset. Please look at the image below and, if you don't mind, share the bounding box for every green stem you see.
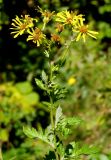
[54,151,60,160]
[49,62,53,81]
[49,62,54,128]
[50,98,60,160]
[49,62,60,160]
[61,39,74,61]
[50,97,54,129]
[42,22,46,31]
[0,141,3,160]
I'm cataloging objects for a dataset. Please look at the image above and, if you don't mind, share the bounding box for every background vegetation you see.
[0,0,111,159]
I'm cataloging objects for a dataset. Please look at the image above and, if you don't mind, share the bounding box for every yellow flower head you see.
[55,10,84,26]
[68,77,76,85]
[51,34,61,42]
[42,10,55,23]
[10,15,34,38]
[73,19,99,42]
[23,15,34,27]
[27,28,46,46]
[38,7,55,24]
[55,23,64,33]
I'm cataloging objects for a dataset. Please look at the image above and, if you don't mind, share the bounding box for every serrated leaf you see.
[23,126,47,142]
[44,50,49,58]
[66,117,82,126]
[52,65,59,72]
[23,126,55,148]
[56,117,82,138]
[35,78,46,90]
[23,126,38,138]
[79,144,99,155]
[42,70,48,83]
[55,106,63,127]
[69,142,99,158]
[42,101,52,108]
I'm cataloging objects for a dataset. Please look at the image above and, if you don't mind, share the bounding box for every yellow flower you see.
[55,10,84,26]
[38,7,55,24]
[23,15,34,27]
[51,34,61,42]
[27,28,46,46]
[42,10,55,23]
[10,15,34,38]
[55,23,64,33]
[68,77,76,85]
[73,19,98,42]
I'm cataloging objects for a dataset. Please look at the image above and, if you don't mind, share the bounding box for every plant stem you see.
[0,141,3,160]
[49,62,60,160]
[49,62,53,81]
[54,151,60,160]
[42,22,46,31]
[50,99,60,160]
[50,97,54,129]
[49,61,54,129]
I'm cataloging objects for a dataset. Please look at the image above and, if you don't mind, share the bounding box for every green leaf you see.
[35,78,46,90]
[15,81,33,94]
[55,106,63,127]
[56,117,82,138]
[0,129,9,142]
[42,101,52,108]
[68,142,99,159]
[57,142,65,158]
[52,65,59,72]
[23,92,39,105]
[78,144,99,155]
[99,154,109,160]
[42,70,48,83]
[44,50,49,58]
[23,126,38,138]
[66,117,82,126]
[23,126,55,148]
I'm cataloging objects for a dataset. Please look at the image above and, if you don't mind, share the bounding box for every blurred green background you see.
[0,0,111,159]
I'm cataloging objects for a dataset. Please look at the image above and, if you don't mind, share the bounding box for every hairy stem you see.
[49,62,60,160]
[50,98,60,160]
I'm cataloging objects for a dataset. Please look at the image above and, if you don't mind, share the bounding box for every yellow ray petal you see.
[76,32,82,41]
[87,32,97,39]
[82,34,86,42]
[88,30,99,34]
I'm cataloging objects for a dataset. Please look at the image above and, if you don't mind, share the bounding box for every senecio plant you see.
[10,7,99,160]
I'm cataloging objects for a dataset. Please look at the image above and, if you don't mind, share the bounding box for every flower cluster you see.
[55,10,84,26]
[55,10,98,42]
[10,8,98,46]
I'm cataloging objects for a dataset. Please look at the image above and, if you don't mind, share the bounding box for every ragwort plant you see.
[10,7,99,160]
